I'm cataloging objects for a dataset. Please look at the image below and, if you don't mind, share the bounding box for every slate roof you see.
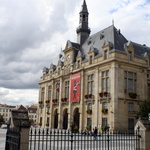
[132,42,150,58]
[81,25,128,59]
[45,25,150,71]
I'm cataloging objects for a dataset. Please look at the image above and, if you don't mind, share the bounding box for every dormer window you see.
[58,68,60,75]
[128,51,132,61]
[50,71,53,78]
[104,50,108,60]
[89,56,93,64]
[77,60,80,69]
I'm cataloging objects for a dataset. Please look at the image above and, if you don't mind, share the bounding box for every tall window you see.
[102,71,109,92]
[65,81,70,98]
[124,71,136,93]
[41,87,45,101]
[87,103,92,110]
[47,117,49,124]
[102,102,108,109]
[56,82,60,100]
[48,85,52,100]
[128,102,134,112]
[102,118,107,126]
[148,84,150,98]
[87,74,94,94]
[89,56,93,64]
[87,118,92,126]
[128,118,134,130]
[40,117,42,124]
[47,107,50,113]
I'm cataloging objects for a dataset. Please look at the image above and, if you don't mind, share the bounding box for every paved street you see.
[0,129,7,150]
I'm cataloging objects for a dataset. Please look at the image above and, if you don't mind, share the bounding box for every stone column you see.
[50,79,54,128]
[68,76,72,130]
[79,70,84,131]
[110,62,119,130]
[58,78,63,129]
[94,68,99,127]
[43,85,48,127]
[10,110,30,150]
[20,128,30,150]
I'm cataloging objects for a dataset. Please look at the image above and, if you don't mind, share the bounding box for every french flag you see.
[56,83,60,92]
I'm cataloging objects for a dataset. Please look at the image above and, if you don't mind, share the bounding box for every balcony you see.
[38,101,44,108]
[122,93,141,103]
[52,99,59,104]
[61,98,69,104]
[86,109,92,115]
[102,108,108,115]
[45,100,50,107]
[99,92,111,103]
[84,94,95,104]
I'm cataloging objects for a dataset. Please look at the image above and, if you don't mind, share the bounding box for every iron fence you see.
[5,125,21,150]
[29,128,140,150]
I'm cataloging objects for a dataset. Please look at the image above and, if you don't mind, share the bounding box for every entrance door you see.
[73,108,80,128]
[128,118,134,130]
[63,109,68,129]
[54,109,58,129]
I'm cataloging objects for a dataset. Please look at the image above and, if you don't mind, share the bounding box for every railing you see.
[29,128,140,150]
[5,125,21,150]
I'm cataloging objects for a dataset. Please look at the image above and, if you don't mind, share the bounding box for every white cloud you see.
[0,0,150,105]
[0,88,38,106]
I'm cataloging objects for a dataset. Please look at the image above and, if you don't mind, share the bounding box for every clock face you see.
[66,54,70,62]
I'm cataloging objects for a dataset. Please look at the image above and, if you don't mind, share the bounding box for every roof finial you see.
[112,19,114,26]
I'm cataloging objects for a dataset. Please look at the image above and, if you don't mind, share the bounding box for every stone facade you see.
[37,0,150,131]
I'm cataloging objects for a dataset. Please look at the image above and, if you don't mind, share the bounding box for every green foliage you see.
[46,123,49,126]
[101,126,108,131]
[136,100,150,119]
[29,119,34,125]
[129,93,137,99]
[86,125,91,131]
[0,114,4,124]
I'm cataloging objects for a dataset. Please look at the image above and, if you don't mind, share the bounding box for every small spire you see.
[81,0,88,13]
[112,19,114,26]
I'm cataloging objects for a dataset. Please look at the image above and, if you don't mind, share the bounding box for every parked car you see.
[1,124,7,129]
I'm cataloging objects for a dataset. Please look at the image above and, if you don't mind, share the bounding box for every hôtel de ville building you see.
[37,0,150,131]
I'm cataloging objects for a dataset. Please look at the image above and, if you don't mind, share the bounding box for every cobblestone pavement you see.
[0,129,7,150]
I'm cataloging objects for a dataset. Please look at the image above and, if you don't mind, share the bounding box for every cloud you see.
[0,88,38,105]
[0,0,150,105]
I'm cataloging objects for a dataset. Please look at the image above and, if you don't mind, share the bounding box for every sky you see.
[0,0,150,106]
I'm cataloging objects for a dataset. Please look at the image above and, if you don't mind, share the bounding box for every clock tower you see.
[76,0,91,46]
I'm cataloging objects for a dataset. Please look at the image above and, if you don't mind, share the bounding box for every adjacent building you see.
[27,104,38,125]
[0,104,16,123]
[0,104,38,126]
[37,0,150,130]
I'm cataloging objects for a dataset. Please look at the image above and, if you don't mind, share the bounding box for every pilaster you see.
[110,62,119,130]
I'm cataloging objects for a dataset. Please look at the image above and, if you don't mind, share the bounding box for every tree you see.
[0,114,4,125]
[136,100,150,119]
[29,119,34,125]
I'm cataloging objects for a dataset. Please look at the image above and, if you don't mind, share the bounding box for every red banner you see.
[70,73,80,102]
